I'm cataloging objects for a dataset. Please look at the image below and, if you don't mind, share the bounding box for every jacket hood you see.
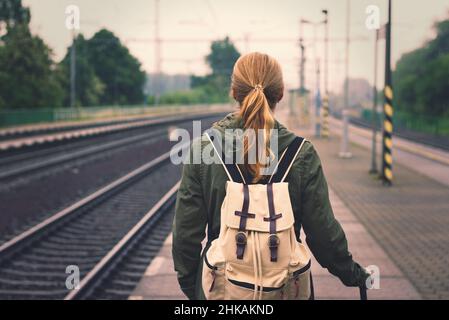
[211,112,297,153]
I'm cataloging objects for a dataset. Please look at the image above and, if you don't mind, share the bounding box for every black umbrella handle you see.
[359,286,368,300]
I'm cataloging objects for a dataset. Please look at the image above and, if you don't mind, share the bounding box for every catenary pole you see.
[339,0,352,158]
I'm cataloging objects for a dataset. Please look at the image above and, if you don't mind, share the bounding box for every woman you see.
[172,52,369,300]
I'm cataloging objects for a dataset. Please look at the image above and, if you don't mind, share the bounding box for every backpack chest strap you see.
[265,183,282,262]
[234,184,255,259]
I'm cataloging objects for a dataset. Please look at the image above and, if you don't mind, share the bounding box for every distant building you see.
[346,78,373,108]
[144,74,191,96]
[330,78,374,113]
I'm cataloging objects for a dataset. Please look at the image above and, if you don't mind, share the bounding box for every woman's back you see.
[172,52,369,300]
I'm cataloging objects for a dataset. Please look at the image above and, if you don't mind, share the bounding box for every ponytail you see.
[239,85,274,182]
[231,52,284,183]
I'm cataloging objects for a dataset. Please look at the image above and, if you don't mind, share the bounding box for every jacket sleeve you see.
[297,142,369,287]
[172,143,207,299]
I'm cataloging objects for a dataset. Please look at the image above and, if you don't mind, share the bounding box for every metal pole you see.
[70,29,76,108]
[297,20,307,123]
[370,29,379,174]
[154,0,161,106]
[312,23,321,138]
[299,19,307,93]
[381,0,393,185]
[339,0,352,158]
[315,58,321,137]
[321,9,329,138]
[300,39,305,92]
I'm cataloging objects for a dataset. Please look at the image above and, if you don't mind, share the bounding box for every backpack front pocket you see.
[285,259,312,300]
[202,245,225,300]
[224,262,288,300]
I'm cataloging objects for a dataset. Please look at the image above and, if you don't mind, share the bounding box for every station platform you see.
[129,107,449,300]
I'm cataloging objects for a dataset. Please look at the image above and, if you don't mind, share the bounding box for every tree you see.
[0,0,64,109]
[191,37,240,102]
[85,29,145,105]
[206,36,240,78]
[0,0,30,33]
[0,24,64,109]
[59,34,105,107]
[394,18,449,117]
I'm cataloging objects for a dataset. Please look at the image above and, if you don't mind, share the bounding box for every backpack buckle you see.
[235,232,247,260]
[268,234,280,262]
[235,232,247,245]
[268,234,280,248]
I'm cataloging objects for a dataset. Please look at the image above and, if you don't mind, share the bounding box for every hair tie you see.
[254,84,264,91]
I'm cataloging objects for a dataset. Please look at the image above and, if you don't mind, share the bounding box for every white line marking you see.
[144,257,165,276]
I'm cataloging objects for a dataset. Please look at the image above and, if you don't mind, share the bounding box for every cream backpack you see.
[202,131,313,300]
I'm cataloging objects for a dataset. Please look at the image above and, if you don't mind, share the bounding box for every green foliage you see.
[0,0,63,109]
[59,29,145,107]
[155,86,232,105]
[206,36,240,78]
[191,37,240,103]
[0,0,30,31]
[85,29,145,105]
[0,0,145,109]
[361,109,449,137]
[394,18,449,117]
[0,24,64,109]
[59,34,105,107]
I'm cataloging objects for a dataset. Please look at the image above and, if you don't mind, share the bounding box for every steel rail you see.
[0,142,188,261]
[64,181,180,300]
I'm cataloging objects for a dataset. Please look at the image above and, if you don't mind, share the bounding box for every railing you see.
[0,104,232,128]
[361,109,449,137]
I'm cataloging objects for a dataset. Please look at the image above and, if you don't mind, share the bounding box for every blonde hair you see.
[231,52,284,182]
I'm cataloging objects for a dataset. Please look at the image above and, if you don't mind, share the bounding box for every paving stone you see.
[305,126,449,300]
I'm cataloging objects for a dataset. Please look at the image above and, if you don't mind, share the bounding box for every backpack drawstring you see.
[255,232,264,300]
[251,231,259,300]
[251,231,264,300]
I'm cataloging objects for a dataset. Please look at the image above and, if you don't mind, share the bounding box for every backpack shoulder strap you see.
[205,129,246,184]
[205,129,245,243]
[269,136,306,183]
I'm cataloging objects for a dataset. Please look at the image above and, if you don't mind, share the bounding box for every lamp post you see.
[300,17,326,138]
[339,0,352,158]
[321,9,329,138]
[370,29,380,174]
[70,29,76,108]
[154,0,162,106]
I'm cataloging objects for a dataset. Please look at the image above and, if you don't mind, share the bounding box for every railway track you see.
[0,127,169,182]
[0,114,168,142]
[66,184,179,300]
[0,110,227,152]
[0,107,229,143]
[0,144,186,299]
[0,113,223,184]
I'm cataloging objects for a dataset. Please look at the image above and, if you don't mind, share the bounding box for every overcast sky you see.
[23,0,449,93]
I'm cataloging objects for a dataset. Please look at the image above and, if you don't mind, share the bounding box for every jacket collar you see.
[211,111,297,152]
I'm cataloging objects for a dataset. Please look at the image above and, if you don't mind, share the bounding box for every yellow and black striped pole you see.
[382,86,393,184]
[381,0,393,185]
[321,95,329,138]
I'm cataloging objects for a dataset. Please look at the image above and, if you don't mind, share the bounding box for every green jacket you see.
[172,112,369,299]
